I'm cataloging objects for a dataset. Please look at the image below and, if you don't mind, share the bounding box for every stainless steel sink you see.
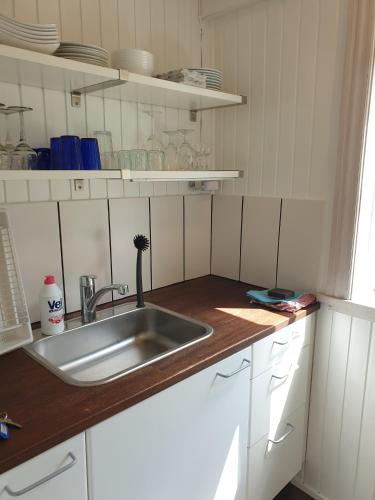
[24,302,213,386]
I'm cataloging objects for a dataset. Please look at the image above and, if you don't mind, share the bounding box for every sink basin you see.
[24,302,213,386]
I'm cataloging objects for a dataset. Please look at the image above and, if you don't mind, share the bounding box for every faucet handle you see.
[80,275,97,287]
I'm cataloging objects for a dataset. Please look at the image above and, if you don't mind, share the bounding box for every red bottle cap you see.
[44,275,55,285]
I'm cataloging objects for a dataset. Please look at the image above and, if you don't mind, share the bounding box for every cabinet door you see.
[87,347,251,500]
[0,434,87,500]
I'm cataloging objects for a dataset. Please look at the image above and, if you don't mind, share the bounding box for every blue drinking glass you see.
[34,148,51,170]
[50,137,61,170]
[81,138,101,170]
[59,135,82,170]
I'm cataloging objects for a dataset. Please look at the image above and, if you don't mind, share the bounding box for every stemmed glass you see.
[193,144,211,170]
[143,109,164,170]
[142,109,163,151]
[177,129,196,170]
[7,106,36,169]
[163,130,180,170]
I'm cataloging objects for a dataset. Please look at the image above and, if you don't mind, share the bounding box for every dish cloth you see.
[246,289,317,313]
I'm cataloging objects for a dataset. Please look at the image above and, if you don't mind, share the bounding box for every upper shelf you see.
[0,44,246,113]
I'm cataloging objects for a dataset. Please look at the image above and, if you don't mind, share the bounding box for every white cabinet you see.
[0,434,87,500]
[87,347,252,500]
[247,313,316,500]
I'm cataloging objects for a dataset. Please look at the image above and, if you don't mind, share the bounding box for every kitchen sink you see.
[24,302,213,386]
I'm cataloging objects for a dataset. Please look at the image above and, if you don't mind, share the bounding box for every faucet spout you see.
[80,275,129,323]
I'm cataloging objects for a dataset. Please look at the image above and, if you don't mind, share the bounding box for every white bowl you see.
[111,48,154,75]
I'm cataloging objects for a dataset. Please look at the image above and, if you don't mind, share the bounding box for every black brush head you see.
[133,234,149,252]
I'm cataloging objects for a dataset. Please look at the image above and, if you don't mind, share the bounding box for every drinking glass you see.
[147,150,165,171]
[50,137,61,170]
[11,152,37,170]
[34,148,51,170]
[81,138,101,170]
[59,135,82,170]
[163,130,179,170]
[118,150,132,169]
[130,150,148,170]
[7,106,36,170]
[93,131,113,169]
[177,129,195,170]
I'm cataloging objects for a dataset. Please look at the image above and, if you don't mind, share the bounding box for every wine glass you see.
[7,106,36,169]
[142,109,163,151]
[163,130,180,170]
[177,129,196,170]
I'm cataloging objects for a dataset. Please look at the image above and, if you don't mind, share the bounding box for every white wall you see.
[204,0,348,200]
[295,303,375,500]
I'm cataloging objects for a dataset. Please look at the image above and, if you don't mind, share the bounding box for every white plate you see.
[0,31,59,54]
[56,55,108,67]
[0,14,56,31]
[0,24,59,41]
[59,41,107,53]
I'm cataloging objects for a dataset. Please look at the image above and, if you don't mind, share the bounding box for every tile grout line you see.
[275,198,283,287]
[238,195,244,281]
[57,202,67,310]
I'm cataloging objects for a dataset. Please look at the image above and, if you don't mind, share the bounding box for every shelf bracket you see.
[70,78,127,107]
[189,95,248,122]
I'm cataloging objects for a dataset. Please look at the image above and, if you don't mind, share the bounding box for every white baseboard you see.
[292,480,330,500]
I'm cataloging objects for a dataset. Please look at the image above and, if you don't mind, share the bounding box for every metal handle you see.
[271,373,289,381]
[4,452,77,497]
[273,339,289,347]
[268,423,295,445]
[216,358,251,378]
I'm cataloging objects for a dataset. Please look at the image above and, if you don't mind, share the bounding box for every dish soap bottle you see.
[40,275,65,335]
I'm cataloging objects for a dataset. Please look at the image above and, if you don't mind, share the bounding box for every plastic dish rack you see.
[0,208,32,354]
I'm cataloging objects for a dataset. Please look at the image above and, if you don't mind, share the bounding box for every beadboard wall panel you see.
[0,0,204,201]
[240,196,281,288]
[207,0,348,200]
[6,202,62,323]
[295,303,375,500]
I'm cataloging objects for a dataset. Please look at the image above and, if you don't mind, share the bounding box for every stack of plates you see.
[55,42,109,67]
[189,68,223,91]
[0,14,60,54]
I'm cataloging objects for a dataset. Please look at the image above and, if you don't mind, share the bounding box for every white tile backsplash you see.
[107,180,124,198]
[50,180,72,201]
[150,196,184,288]
[89,179,108,199]
[184,195,212,280]
[109,197,151,297]
[28,180,50,202]
[5,180,28,203]
[7,202,63,322]
[59,199,112,313]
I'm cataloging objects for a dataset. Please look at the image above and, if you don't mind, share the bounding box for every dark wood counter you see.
[0,276,319,474]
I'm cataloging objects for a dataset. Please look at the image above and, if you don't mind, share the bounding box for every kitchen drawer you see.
[0,435,87,500]
[247,404,307,500]
[249,343,311,447]
[251,314,314,379]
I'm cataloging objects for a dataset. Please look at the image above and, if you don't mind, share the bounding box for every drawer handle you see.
[4,452,77,497]
[271,373,289,382]
[216,358,251,379]
[273,340,289,347]
[268,423,295,445]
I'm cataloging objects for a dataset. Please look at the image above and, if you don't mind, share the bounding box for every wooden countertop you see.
[0,276,319,474]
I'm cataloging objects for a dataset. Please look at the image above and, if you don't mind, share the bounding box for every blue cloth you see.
[246,289,304,304]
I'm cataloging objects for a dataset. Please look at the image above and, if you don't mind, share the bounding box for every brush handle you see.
[136,249,144,308]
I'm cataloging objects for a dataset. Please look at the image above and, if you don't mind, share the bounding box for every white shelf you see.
[0,169,242,182]
[0,44,246,112]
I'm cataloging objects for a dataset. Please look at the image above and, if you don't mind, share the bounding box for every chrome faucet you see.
[80,275,129,323]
